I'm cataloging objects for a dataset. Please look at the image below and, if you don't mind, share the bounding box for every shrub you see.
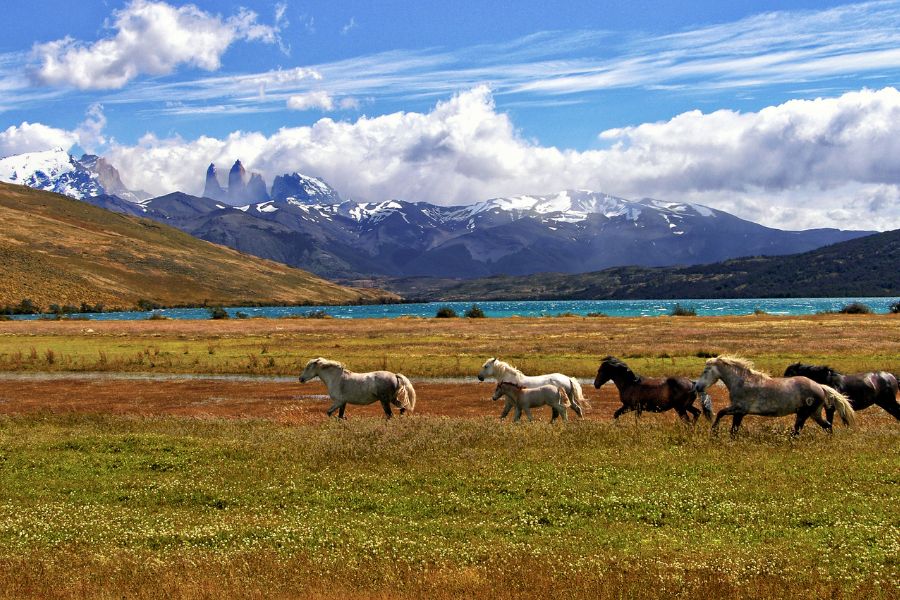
[435,306,458,318]
[303,309,330,319]
[208,306,229,320]
[753,308,768,316]
[586,312,608,318]
[839,302,872,315]
[136,299,163,311]
[889,301,900,314]
[0,315,11,321]
[235,311,249,319]
[464,304,486,318]
[147,312,168,320]
[670,303,697,316]
[695,350,716,358]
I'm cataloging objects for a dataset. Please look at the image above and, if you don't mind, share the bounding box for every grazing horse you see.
[784,363,900,422]
[694,356,855,435]
[299,357,417,419]
[594,356,713,423]
[478,357,589,417]
[491,381,570,422]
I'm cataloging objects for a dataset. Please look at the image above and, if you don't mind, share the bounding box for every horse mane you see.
[309,357,344,370]
[497,380,525,390]
[491,358,525,378]
[711,355,770,380]
[601,356,640,383]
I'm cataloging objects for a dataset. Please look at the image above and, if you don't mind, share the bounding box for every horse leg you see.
[613,405,630,419]
[550,406,558,423]
[824,405,836,426]
[675,407,692,424]
[730,413,745,436]
[685,404,700,423]
[523,407,534,422]
[499,399,514,420]
[792,406,814,436]
[380,399,393,419]
[875,394,900,420]
[810,410,833,433]
[512,406,522,422]
[711,406,737,432]
[327,401,345,418]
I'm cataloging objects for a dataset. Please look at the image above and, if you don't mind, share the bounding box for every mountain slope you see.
[0,182,396,309]
[385,229,900,301]
[134,189,872,279]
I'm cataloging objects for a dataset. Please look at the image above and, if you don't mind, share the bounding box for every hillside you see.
[384,229,900,301]
[0,183,396,310]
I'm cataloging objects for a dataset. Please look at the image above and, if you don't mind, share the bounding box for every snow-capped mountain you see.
[0,148,872,280]
[0,147,147,202]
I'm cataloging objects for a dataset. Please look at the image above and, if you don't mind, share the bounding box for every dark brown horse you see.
[784,363,900,422]
[594,356,713,422]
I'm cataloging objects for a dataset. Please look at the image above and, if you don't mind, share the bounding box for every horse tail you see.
[821,385,855,427]
[557,387,571,407]
[569,377,591,410]
[395,374,417,413]
[692,380,714,421]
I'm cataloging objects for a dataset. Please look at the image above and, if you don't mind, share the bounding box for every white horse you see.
[694,356,855,435]
[299,357,417,419]
[478,357,589,417]
[491,381,570,422]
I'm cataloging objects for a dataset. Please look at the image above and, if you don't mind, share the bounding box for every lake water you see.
[8,297,899,320]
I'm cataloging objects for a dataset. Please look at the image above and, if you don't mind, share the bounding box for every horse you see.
[299,357,417,419]
[491,381,570,422]
[593,356,713,423]
[784,363,900,422]
[478,357,589,417]
[694,356,855,435]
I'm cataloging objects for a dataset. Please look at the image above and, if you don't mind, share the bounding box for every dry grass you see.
[0,182,394,308]
[0,313,897,378]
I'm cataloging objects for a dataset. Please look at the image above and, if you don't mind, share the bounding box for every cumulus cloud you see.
[0,121,77,156]
[286,91,335,111]
[103,86,900,230]
[30,0,283,90]
[74,103,107,154]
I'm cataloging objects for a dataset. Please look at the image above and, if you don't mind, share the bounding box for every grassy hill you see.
[0,183,397,310]
[385,229,900,301]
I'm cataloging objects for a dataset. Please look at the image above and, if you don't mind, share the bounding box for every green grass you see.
[0,414,896,598]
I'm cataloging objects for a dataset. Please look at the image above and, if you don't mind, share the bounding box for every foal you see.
[491,381,570,422]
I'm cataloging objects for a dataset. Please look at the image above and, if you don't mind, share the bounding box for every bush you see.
[235,311,249,319]
[435,306,458,318]
[889,301,900,314]
[839,302,872,314]
[147,312,168,320]
[464,304,486,318]
[586,312,608,318]
[208,306,230,320]
[670,303,697,316]
[303,309,330,319]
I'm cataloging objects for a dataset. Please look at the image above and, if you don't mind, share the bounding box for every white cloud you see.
[30,1,283,90]
[0,121,77,156]
[103,86,900,230]
[286,91,335,111]
[341,17,358,35]
[74,103,107,154]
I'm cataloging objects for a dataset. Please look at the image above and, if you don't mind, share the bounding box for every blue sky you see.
[2,1,900,229]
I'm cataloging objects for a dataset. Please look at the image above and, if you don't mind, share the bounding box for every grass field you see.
[0,313,898,378]
[0,315,897,599]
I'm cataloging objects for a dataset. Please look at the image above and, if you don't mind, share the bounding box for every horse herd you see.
[298,355,900,435]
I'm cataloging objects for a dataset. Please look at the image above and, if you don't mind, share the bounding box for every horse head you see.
[594,356,634,388]
[478,357,497,381]
[491,380,521,401]
[299,357,333,383]
[693,359,723,393]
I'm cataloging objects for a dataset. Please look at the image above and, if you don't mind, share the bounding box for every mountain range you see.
[0,148,874,281]
[383,228,900,301]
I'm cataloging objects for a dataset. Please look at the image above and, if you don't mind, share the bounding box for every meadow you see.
[0,314,897,599]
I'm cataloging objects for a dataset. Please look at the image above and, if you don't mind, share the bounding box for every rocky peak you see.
[203,163,226,201]
[246,172,270,203]
[271,172,341,204]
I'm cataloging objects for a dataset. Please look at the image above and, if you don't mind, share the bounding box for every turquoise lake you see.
[9,297,899,320]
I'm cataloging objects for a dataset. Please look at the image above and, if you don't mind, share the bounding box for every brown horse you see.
[784,363,900,422]
[594,356,713,423]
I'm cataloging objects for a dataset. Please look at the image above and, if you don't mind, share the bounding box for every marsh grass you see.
[0,415,896,598]
[0,314,897,379]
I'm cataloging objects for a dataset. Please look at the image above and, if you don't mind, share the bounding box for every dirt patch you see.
[0,378,742,424]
